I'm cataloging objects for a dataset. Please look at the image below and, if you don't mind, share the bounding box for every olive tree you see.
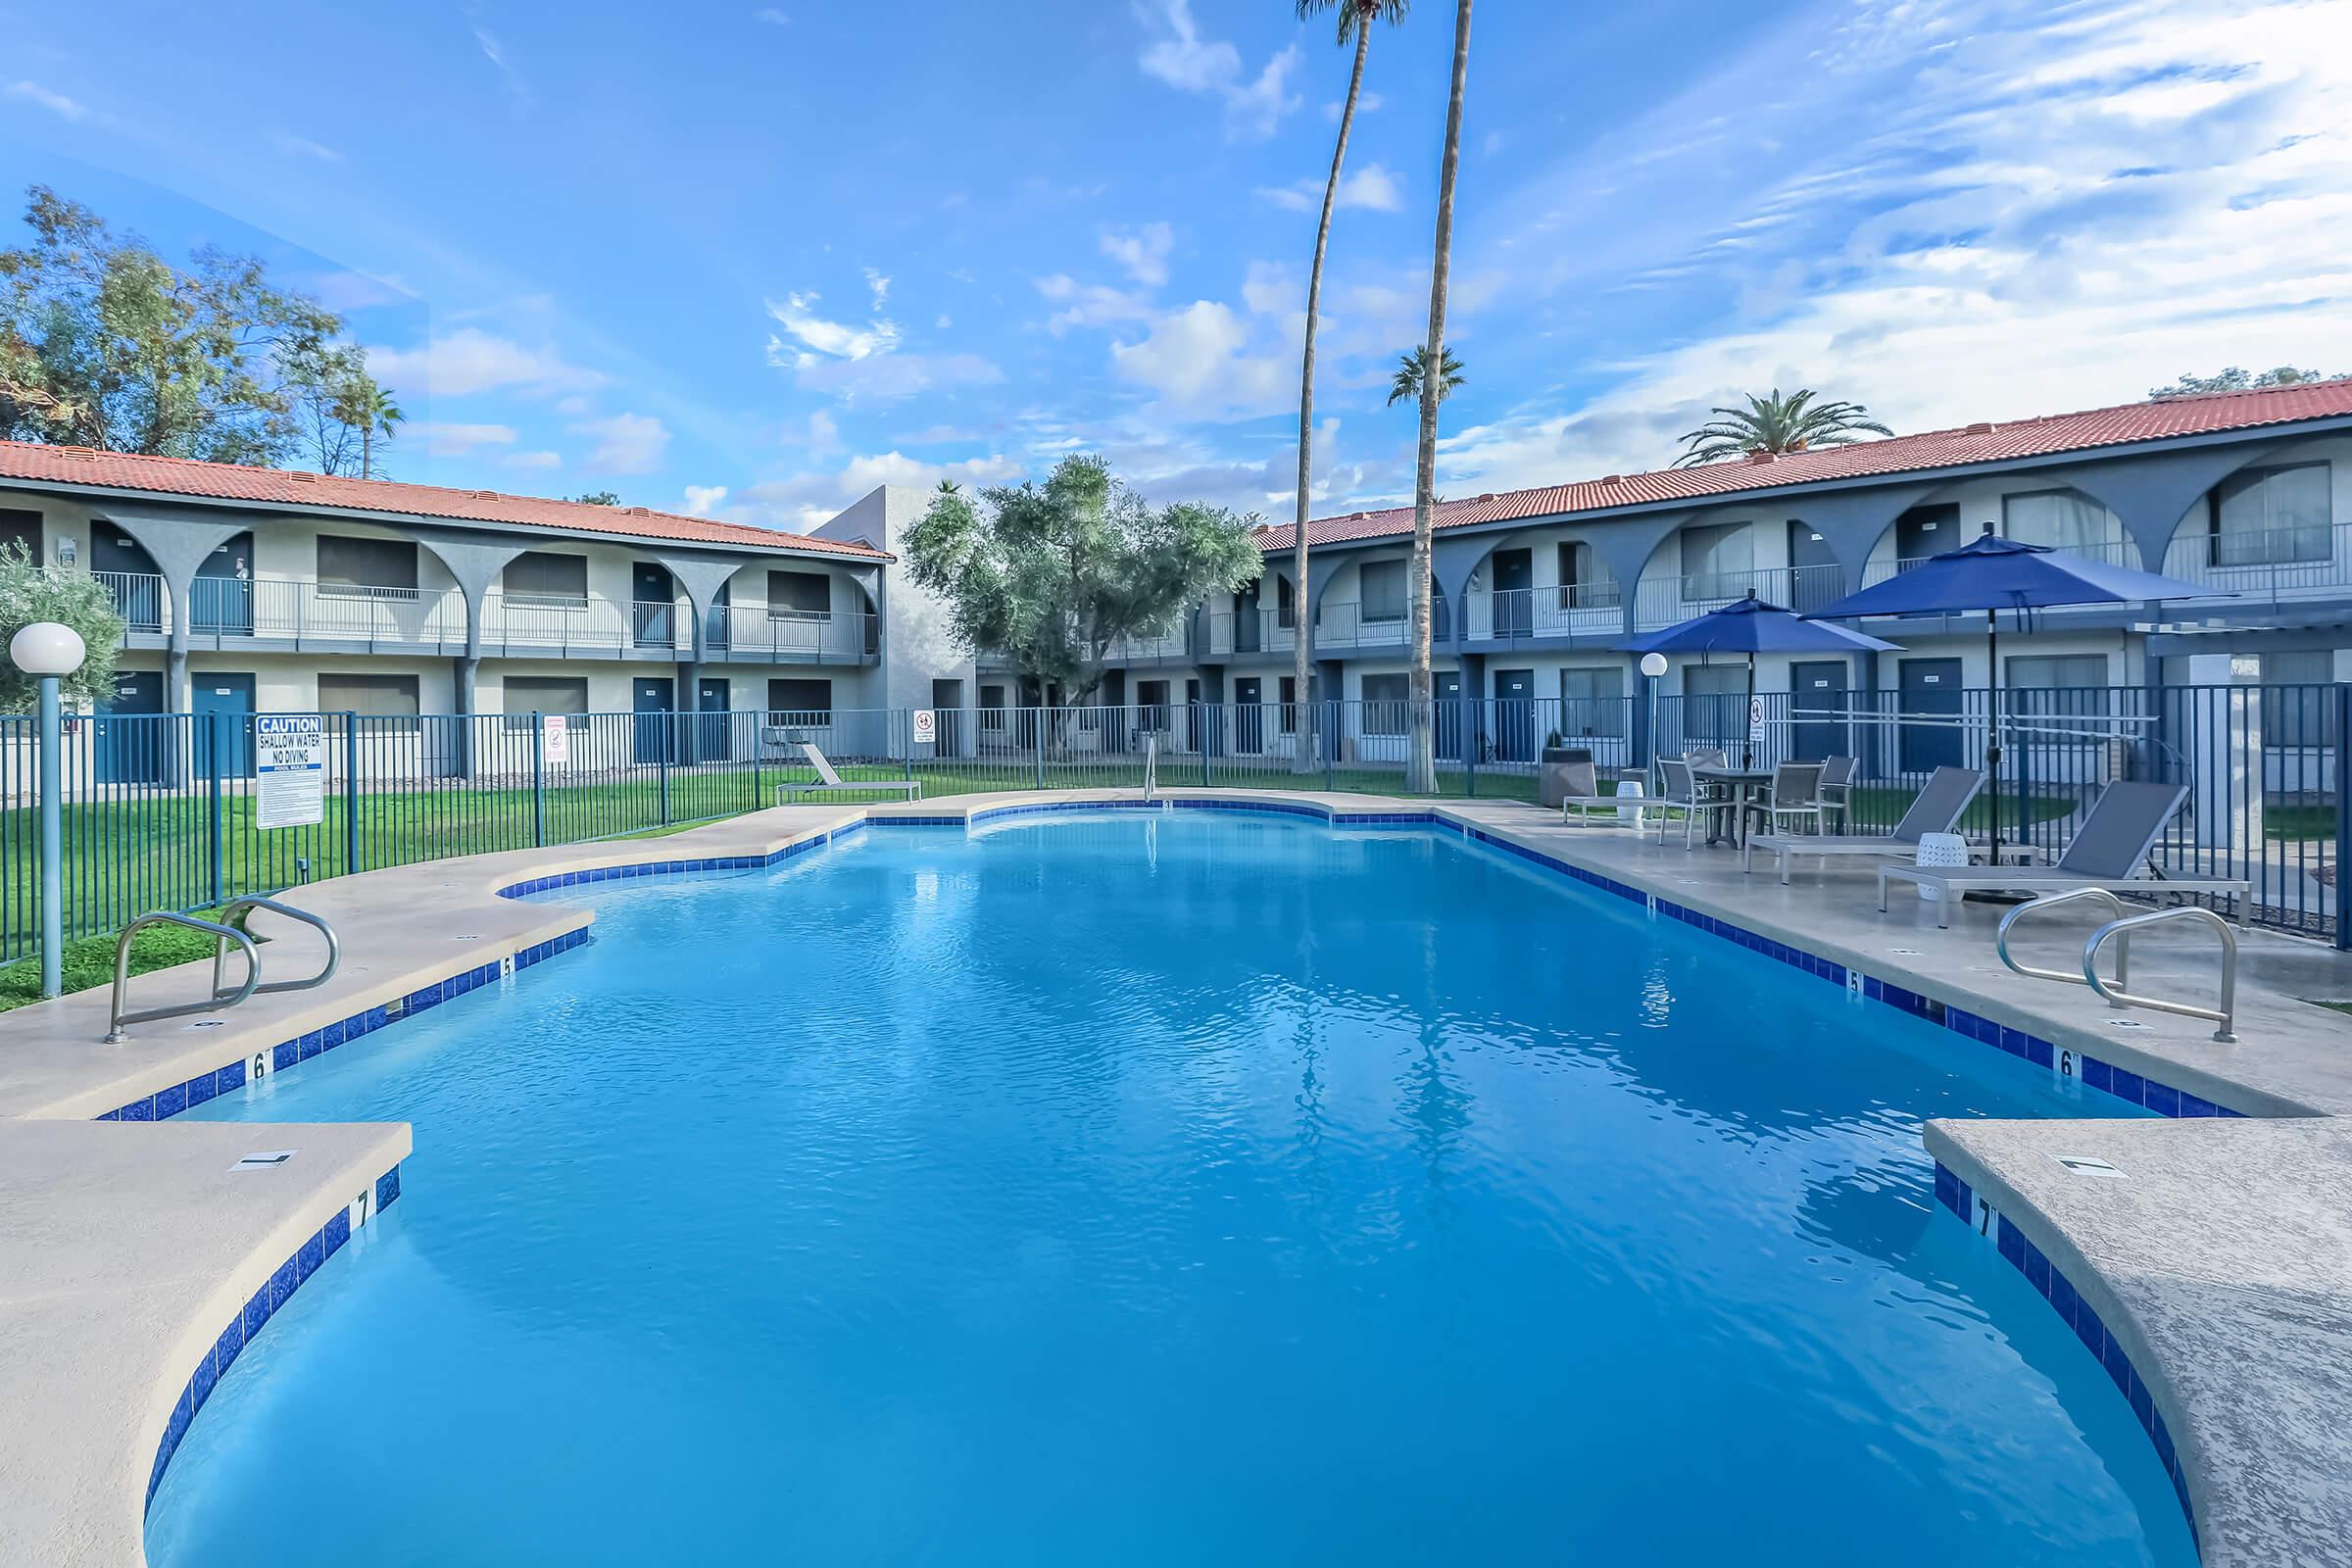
[0,541,123,712]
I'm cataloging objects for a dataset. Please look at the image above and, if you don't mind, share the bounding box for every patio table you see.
[1692,765,1775,847]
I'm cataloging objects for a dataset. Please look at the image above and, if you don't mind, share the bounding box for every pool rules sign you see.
[256,714,327,830]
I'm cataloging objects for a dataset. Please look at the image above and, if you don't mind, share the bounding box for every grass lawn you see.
[2264,805,2342,841]
[0,906,243,1015]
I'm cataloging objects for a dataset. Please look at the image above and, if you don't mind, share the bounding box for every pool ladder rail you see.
[104,896,342,1044]
[1142,733,1157,803]
[1994,888,2238,1044]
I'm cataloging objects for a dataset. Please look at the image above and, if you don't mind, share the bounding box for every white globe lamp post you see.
[12,622,87,998]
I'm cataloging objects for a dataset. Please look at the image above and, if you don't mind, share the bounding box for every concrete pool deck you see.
[1,789,2346,1566]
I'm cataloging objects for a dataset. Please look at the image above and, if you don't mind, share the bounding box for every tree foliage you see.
[0,540,123,712]
[1387,345,1464,408]
[904,456,1263,703]
[1673,387,1891,467]
[2149,366,2345,401]
[569,490,621,507]
[0,185,394,470]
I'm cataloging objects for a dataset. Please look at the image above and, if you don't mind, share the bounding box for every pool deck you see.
[1,788,2346,1566]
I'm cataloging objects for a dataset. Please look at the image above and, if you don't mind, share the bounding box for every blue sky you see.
[3,0,2348,533]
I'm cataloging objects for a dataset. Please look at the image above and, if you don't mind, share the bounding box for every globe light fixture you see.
[10,621,86,677]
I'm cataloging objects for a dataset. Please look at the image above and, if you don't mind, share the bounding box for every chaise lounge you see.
[1744,765,1984,884]
[777,742,923,805]
[1877,778,2250,929]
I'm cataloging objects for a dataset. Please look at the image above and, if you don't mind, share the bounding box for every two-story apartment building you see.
[1072,379,2352,768]
[0,443,975,762]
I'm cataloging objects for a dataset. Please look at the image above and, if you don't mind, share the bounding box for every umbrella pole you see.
[1743,653,1756,769]
[1985,613,2002,863]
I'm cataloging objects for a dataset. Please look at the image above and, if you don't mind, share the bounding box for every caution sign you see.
[1748,696,1767,747]
[256,714,326,830]
[911,708,937,747]
[543,712,569,765]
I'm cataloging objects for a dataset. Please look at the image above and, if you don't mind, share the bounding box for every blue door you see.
[696,678,731,762]
[1898,659,1964,773]
[1494,668,1536,761]
[634,678,675,764]
[96,670,167,785]
[193,674,257,779]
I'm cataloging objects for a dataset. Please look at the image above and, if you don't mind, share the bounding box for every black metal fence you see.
[1,684,2344,961]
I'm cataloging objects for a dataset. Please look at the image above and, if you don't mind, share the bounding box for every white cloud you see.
[1101,221,1175,286]
[273,132,343,163]
[683,484,730,515]
[1035,273,1156,334]
[804,409,841,452]
[5,80,86,122]
[797,352,1003,400]
[899,423,980,444]
[368,328,607,398]
[1254,163,1403,214]
[754,7,789,22]
[472,24,532,111]
[412,421,517,457]
[1241,261,1301,319]
[1135,0,1300,140]
[504,450,563,470]
[765,291,897,363]
[572,413,670,474]
[1431,0,2352,501]
[1325,92,1382,122]
[1110,300,1289,415]
[863,267,891,310]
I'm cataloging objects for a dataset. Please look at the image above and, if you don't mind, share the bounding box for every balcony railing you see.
[475,591,632,654]
[96,570,166,634]
[1194,609,1295,659]
[1632,563,1844,629]
[631,598,681,650]
[701,606,878,663]
[1464,582,1623,643]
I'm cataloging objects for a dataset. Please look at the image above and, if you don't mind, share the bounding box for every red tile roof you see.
[0,439,890,561]
[1254,378,2352,551]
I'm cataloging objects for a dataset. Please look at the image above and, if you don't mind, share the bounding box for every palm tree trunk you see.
[1293,21,1375,777]
[1407,0,1473,796]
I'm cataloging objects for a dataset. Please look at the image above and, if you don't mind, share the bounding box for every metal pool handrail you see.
[1995,887,2239,1043]
[211,896,341,1002]
[106,912,260,1043]
[2083,906,2238,1044]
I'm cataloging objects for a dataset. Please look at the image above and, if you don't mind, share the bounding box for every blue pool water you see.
[153,812,2192,1566]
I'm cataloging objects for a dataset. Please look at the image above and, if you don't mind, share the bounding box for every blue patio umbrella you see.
[1621,594,1899,767]
[1803,529,2220,860]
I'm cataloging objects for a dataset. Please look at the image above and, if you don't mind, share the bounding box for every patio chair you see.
[1684,748,1729,769]
[1652,758,1727,850]
[1557,760,1627,828]
[1745,765,1983,883]
[1878,779,2250,929]
[1818,755,1856,830]
[1740,761,1826,841]
[777,742,923,805]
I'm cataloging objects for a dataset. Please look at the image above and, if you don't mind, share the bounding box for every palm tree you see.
[1386,345,1463,408]
[357,380,404,478]
[1406,0,1472,794]
[1290,0,1408,775]
[1671,387,1889,468]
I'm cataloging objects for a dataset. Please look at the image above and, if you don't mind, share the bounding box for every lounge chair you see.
[1818,755,1856,830]
[1652,758,1728,850]
[1745,765,1983,883]
[1558,760,1628,827]
[777,742,922,804]
[1878,779,2250,929]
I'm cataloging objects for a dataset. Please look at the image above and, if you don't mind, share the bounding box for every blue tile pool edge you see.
[143,1159,405,1516]
[104,802,2247,1126]
[1931,1159,2199,1548]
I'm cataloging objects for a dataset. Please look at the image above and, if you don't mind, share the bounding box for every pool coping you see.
[2,788,2345,1566]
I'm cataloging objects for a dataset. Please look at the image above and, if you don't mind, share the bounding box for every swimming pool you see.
[151,809,2192,1566]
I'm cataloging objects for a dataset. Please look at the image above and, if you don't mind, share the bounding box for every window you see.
[769,570,831,618]
[2209,463,2331,566]
[1682,663,1745,747]
[503,552,588,607]
[0,508,40,560]
[1279,674,1298,733]
[768,677,832,719]
[1361,671,1409,733]
[980,683,1007,733]
[2003,490,2122,556]
[2256,650,2339,748]
[1360,559,1407,622]
[1556,540,1619,609]
[1894,505,1960,562]
[1276,575,1296,629]
[2007,654,2111,731]
[1679,522,1753,600]
[1561,667,1626,736]
[321,673,421,730]
[317,535,418,596]
[502,676,588,728]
